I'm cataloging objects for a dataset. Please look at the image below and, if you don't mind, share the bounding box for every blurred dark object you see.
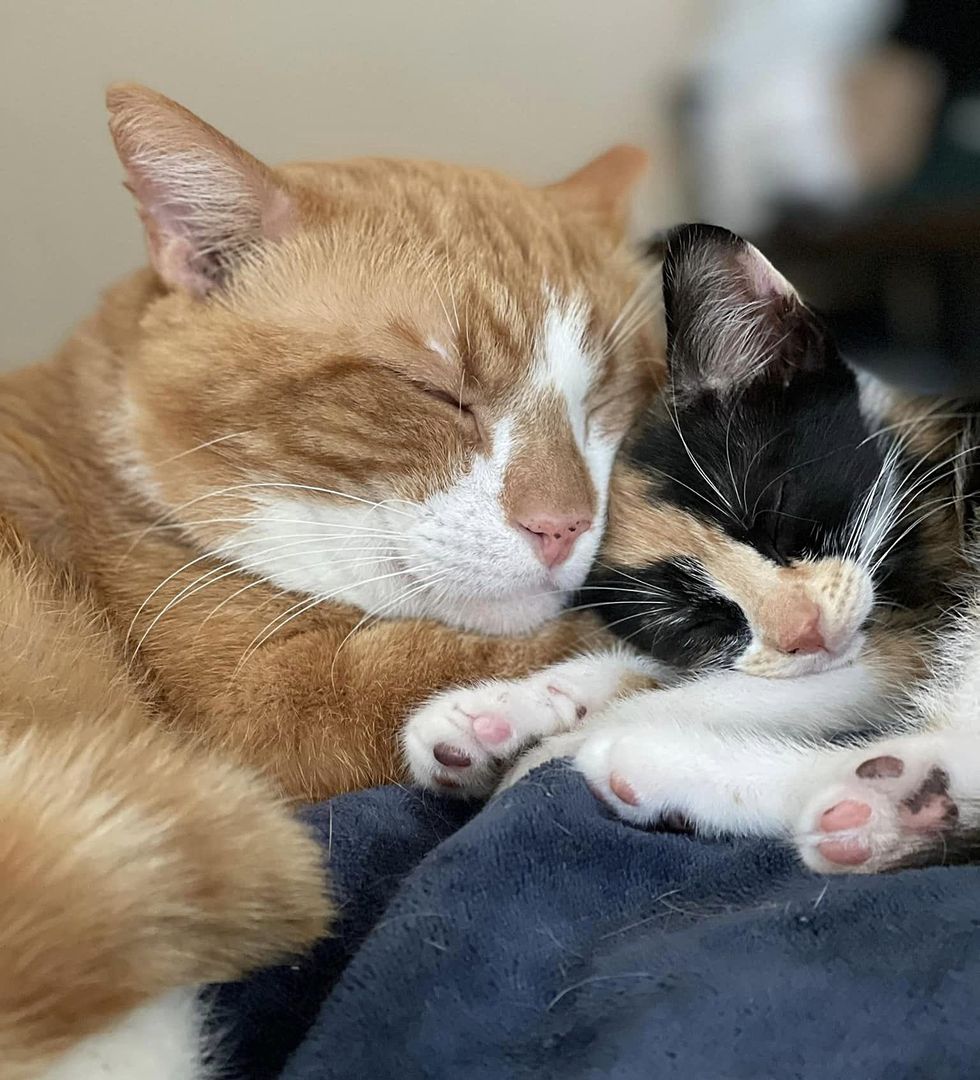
[687,2,980,399]
[757,1,980,398]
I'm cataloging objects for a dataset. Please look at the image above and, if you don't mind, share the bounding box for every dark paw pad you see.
[434,743,471,768]
[856,754,904,779]
[900,767,958,830]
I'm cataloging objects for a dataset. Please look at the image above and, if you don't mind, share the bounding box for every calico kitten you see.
[405,224,979,873]
[0,86,662,1077]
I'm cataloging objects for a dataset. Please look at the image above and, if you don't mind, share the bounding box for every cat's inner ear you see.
[106,83,295,297]
[662,224,832,398]
[545,145,649,238]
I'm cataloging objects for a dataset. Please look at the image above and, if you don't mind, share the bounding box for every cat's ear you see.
[106,84,295,297]
[546,145,648,237]
[662,223,835,397]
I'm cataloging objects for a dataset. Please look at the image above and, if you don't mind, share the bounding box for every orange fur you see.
[0,84,663,1068]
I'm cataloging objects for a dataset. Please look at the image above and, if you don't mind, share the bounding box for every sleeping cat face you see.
[591,224,956,678]
[108,86,661,635]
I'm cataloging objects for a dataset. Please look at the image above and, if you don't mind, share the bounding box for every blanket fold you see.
[214,762,980,1079]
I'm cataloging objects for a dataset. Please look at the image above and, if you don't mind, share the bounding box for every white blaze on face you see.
[533,290,621,552]
[222,291,627,636]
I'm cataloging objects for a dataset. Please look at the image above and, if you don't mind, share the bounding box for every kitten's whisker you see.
[868,495,967,578]
[740,427,791,514]
[646,464,736,523]
[748,447,844,523]
[664,393,738,521]
[859,442,979,566]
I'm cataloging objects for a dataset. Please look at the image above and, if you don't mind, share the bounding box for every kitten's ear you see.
[106,84,295,297]
[546,145,648,237]
[662,223,835,397]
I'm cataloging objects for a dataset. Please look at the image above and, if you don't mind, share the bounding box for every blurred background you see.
[1,0,977,391]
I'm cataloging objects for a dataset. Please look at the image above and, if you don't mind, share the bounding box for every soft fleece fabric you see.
[213,761,979,1079]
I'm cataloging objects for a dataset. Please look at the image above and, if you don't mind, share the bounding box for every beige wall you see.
[0,1,707,368]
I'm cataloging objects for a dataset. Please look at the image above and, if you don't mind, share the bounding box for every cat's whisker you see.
[125,526,410,643]
[116,517,415,541]
[235,563,432,673]
[123,482,417,559]
[594,562,674,597]
[133,539,403,654]
[603,270,658,355]
[151,430,251,467]
[415,245,459,347]
[327,569,449,688]
[442,240,462,339]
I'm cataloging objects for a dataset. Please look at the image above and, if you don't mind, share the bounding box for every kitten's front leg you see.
[505,663,883,829]
[566,697,980,874]
[402,649,664,796]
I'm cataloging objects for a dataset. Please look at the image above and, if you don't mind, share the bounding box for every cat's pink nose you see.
[776,599,826,655]
[517,514,592,568]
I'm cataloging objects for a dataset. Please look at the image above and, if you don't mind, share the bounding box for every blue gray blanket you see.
[214,761,980,1079]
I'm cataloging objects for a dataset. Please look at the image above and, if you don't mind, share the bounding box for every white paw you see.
[574,725,693,828]
[402,653,651,797]
[794,743,966,874]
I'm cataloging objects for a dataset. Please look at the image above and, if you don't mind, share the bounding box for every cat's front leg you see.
[402,649,665,796]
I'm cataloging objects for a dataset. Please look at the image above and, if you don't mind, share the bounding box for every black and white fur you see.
[403,224,980,874]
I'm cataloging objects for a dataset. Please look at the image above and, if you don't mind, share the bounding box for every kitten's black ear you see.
[662,223,835,397]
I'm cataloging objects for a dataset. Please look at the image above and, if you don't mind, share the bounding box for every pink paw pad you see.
[820,799,872,832]
[818,838,872,866]
[817,799,872,867]
[609,771,640,806]
[472,715,513,746]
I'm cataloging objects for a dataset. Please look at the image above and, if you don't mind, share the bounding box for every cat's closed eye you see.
[418,383,471,412]
[409,379,476,418]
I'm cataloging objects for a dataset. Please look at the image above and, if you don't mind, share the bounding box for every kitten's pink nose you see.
[517,514,592,568]
[776,599,826,655]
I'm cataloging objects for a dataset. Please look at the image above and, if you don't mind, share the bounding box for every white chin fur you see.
[736,631,867,678]
[226,420,613,636]
[41,988,211,1080]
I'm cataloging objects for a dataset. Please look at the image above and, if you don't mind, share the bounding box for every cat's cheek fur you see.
[230,419,619,638]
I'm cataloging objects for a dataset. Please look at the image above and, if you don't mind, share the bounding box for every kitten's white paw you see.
[794,739,976,874]
[574,725,694,829]
[402,653,654,797]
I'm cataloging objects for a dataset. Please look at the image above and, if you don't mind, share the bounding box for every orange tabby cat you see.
[0,86,662,1075]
